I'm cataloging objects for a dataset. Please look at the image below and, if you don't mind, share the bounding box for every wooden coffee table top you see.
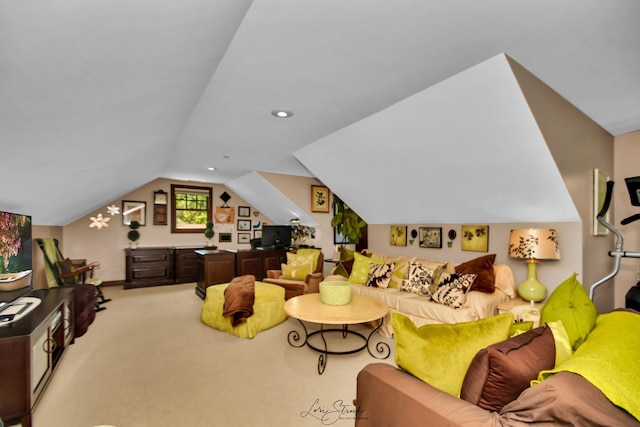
[284,293,388,325]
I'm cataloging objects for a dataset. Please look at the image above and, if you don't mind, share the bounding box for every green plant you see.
[127,220,140,242]
[331,195,366,244]
[204,221,215,239]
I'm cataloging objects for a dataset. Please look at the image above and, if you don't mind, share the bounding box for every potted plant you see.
[204,221,215,247]
[331,195,366,244]
[127,220,140,248]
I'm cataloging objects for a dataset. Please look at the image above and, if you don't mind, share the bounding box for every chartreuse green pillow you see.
[540,273,598,351]
[348,252,383,284]
[537,310,640,421]
[392,312,514,397]
[295,248,321,271]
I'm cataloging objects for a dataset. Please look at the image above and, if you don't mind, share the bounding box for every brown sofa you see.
[355,309,640,426]
[355,364,639,427]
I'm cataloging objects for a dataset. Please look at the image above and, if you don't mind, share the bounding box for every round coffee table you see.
[284,293,390,374]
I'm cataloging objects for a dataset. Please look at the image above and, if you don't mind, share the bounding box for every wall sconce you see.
[509,228,560,302]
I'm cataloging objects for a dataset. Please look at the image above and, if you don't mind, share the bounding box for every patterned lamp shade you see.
[508,228,559,302]
[508,228,560,260]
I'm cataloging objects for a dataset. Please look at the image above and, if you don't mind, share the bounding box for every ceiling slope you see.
[0,0,252,225]
[294,54,580,224]
[225,172,318,226]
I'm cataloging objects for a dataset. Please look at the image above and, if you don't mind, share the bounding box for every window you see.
[171,184,212,233]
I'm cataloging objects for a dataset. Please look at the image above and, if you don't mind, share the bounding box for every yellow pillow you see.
[348,252,384,285]
[281,262,311,281]
[393,312,514,397]
[286,252,314,268]
[388,257,414,288]
[295,248,321,271]
[546,320,573,368]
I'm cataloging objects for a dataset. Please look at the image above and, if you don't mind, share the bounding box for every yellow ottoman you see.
[201,281,288,338]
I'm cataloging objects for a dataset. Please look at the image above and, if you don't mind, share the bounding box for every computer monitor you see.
[260,225,292,249]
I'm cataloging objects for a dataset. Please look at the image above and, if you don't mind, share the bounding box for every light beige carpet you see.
[31,283,395,427]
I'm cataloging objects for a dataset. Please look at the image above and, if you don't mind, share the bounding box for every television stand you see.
[0,288,74,427]
[0,297,41,324]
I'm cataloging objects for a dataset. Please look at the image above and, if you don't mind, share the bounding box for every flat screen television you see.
[260,225,292,249]
[0,210,33,316]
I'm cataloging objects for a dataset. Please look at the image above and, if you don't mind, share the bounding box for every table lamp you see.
[508,228,560,302]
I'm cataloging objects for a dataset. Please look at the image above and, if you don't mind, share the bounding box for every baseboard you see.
[102,280,125,287]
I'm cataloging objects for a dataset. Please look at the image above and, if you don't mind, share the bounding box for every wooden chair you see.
[36,238,110,311]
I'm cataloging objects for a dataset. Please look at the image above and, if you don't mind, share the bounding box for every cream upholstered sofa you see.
[329,251,516,337]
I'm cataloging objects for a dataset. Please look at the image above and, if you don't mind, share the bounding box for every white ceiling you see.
[1,0,638,225]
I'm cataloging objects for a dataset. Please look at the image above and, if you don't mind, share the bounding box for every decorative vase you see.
[517,259,547,302]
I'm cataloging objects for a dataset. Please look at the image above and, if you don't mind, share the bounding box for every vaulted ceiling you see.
[1,1,638,225]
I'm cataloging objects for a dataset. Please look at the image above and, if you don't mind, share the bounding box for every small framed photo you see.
[237,219,251,231]
[311,185,330,213]
[238,233,251,244]
[461,225,489,252]
[238,206,250,217]
[254,230,262,239]
[219,233,232,243]
[419,227,442,249]
[122,201,146,226]
[390,225,407,246]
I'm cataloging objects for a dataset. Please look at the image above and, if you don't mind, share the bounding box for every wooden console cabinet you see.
[195,250,236,299]
[124,246,207,289]
[125,247,174,289]
[0,288,74,427]
[194,248,287,299]
[174,246,208,284]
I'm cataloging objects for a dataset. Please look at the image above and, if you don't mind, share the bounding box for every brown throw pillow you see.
[455,254,496,293]
[460,326,555,411]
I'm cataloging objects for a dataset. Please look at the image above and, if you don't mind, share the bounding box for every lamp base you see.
[517,259,547,302]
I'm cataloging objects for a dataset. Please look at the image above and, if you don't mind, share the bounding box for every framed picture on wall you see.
[122,201,146,226]
[219,233,232,243]
[593,168,610,236]
[238,233,251,244]
[390,225,407,246]
[237,219,251,231]
[419,227,442,248]
[238,206,250,217]
[311,185,330,213]
[461,225,489,252]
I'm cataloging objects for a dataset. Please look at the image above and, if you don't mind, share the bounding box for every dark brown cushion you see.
[455,254,496,293]
[460,326,555,411]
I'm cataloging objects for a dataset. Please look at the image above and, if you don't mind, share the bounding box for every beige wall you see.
[367,222,581,298]
[33,178,284,284]
[613,130,640,307]
[508,57,615,312]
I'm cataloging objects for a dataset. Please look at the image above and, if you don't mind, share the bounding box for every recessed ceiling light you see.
[271,110,293,118]
[206,167,216,171]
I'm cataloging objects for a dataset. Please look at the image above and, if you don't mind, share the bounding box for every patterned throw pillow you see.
[388,257,414,289]
[365,262,395,288]
[430,272,477,308]
[399,262,443,297]
[286,252,314,268]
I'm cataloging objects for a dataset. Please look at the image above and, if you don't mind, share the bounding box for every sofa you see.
[330,251,515,336]
[354,274,640,426]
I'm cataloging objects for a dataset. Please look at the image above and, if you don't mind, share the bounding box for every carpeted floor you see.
[30,283,395,427]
